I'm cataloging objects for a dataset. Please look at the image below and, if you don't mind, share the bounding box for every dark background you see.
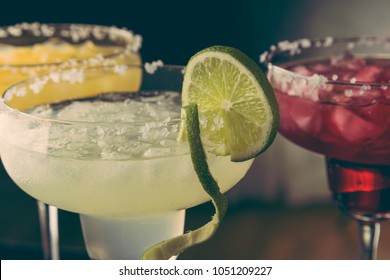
[0,0,310,65]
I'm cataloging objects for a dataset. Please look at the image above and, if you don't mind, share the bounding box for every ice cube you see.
[308,63,330,73]
[291,65,313,76]
[329,106,385,144]
[277,93,322,136]
[354,65,383,83]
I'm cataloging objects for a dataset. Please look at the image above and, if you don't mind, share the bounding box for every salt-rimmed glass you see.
[0,22,142,259]
[0,63,253,259]
[261,37,390,259]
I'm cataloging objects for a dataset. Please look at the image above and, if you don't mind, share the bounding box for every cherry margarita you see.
[264,38,390,221]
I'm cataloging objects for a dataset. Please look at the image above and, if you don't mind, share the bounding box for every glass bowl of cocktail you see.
[0,23,142,108]
[0,23,142,92]
[0,46,279,259]
[0,22,142,259]
[262,37,390,259]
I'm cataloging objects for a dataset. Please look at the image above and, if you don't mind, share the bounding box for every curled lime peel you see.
[142,103,228,260]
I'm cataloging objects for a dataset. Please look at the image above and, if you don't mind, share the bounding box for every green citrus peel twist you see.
[142,103,227,260]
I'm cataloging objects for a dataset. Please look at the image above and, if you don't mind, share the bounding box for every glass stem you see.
[37,201,60,260]
[358,221,380,260]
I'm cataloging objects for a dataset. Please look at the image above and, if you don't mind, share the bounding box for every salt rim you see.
[4,61,184,101]
[5,66,87,101]
[3,63,185,119]
[260,36,390,100]
[267,63,327,101]
[0,22,142,70]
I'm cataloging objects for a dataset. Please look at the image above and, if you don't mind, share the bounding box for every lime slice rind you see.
[181,46,279,162]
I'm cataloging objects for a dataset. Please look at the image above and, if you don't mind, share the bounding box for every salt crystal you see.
[277,41,291,51]
[350,77,357,84]
[92,27,105,40]
[30,22,40,32]
[14,87,26,97]
[144,60,164,74]
[132,34,143,52]
[323,37,334,47]
[347,42,355,50]
[259,51,268,63]
[61,68,84,84]
[29,78,47,94]
[7,26,22,37]
[299,38,311,48]
[114,64,128,76]
[41,24,55,37]
[32,28,41,37]
[344,89,353,97]
[0,28,8,38]
[358,85,372,95]
[332,74,338,81]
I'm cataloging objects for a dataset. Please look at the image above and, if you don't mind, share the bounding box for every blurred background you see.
[1,0,390,260]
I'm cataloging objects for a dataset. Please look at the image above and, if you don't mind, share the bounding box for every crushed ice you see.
[23,91,183,160]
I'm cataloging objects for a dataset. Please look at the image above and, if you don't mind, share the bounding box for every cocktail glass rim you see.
[0,22,142,69]
[1,63,185,126]
[260,36,390,92]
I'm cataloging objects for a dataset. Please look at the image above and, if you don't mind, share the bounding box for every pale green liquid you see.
[0,91,252,259]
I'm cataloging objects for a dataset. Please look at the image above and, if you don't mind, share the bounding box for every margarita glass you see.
[0,64,253,259]
[262,37,390,259]
[0,22,142,259]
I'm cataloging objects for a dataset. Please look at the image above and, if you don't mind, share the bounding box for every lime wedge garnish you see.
[181,45,279,162]
[142,46,279,260]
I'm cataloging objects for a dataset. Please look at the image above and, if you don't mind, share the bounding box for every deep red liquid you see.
[327,158,390,217]
[275,89,390,165]
[272,57,390,217]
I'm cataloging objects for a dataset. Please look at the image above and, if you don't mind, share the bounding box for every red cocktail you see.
[262,37,390,259]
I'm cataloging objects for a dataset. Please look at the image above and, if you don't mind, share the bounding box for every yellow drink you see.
[0,23,142,259]
[0,23,141,107]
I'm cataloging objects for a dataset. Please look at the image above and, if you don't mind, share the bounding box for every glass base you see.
[37,201,59,260]
[326,157,390,223]
[80,210,186,260]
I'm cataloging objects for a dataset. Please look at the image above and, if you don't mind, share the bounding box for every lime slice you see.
[180,45,279,162]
